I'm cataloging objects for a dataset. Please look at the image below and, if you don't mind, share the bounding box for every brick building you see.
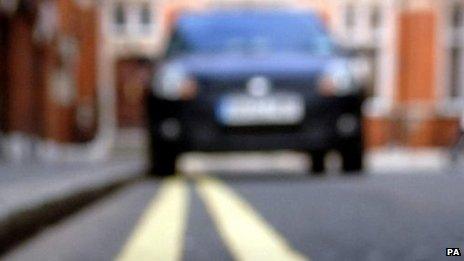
[0,0,463,162]
[0,0,100,161]
[328,0,463,147]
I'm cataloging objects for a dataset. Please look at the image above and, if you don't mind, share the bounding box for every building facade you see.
[325,0,464,147]
[0,0,100,161]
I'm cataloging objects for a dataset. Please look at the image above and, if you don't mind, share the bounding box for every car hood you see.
[165,53,343,79]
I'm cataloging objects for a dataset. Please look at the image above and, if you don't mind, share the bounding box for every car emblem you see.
[247,76,272,97]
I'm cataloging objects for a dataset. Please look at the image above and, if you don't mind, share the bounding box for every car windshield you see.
[168,11,334,56]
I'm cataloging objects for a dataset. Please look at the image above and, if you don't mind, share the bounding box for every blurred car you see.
[146,10,366,176]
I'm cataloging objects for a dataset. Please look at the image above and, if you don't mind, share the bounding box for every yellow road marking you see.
[196,177,308,261]
[117,178,188,261]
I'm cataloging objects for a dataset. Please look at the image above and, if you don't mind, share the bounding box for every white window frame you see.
[333,0,398,116]
[106,1,157,39]
[442,0,464,112]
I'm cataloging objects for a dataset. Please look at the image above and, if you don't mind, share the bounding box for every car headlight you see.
[318,62,358,97]
[153,65,198,101]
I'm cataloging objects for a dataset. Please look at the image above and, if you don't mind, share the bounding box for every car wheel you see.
[340,143,364,174]
[149,150,177,177]
[310,151,326,174]
[147,135,177,177]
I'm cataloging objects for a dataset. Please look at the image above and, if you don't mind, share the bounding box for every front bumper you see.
[147,94,363,152]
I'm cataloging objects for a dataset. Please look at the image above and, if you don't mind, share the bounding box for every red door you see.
[116,58,153,128]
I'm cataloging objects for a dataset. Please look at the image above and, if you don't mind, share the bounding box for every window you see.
[138,2,153,34]
[447,1,464,101]
[114,3,126,33]
[370,5,381,29]
[342,2,381,99]
[345,4,355,30]
[453,2,463,28]
[109,1,157,37]
[140,2,151,26]
[450,47,461,98]
[338,1,396,114]
[169,13,334,55]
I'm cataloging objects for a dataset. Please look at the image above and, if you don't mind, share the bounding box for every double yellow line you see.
[117,177,308,261]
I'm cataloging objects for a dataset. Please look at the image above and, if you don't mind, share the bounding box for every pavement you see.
[179,148,451,176]
[366,148,450,174]
[0,154,146,253]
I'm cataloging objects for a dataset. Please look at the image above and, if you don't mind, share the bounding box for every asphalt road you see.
[3,171,464,261]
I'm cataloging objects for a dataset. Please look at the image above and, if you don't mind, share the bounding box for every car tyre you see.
[147,136,177,177]
[310,151,326,175]
[149,150,177,177]
[340,143,364,174]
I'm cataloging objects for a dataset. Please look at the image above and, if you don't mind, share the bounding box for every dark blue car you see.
[146,10,365,176]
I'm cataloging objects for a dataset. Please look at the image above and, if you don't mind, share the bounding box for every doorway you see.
[115,57,153,128]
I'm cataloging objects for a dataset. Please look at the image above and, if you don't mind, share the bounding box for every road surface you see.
[4,171,464,261]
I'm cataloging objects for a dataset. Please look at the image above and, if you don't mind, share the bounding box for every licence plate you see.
[217,94,305,126]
